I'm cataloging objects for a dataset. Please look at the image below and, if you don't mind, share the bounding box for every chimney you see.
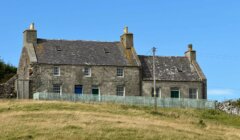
[23,23,37,44]
[120,26,133,49]
[185,44,196,62]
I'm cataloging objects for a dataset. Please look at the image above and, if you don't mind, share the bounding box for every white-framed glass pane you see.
[189,88,197,99]
[53,84,61,93]
[84,67,91,76]
[53,66,60,76]
[116,86,124,96]
[151,87,160,97]
[117,68,124,77]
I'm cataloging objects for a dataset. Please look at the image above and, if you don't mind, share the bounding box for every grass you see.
[232,99,240,108]
[0,100,239,140]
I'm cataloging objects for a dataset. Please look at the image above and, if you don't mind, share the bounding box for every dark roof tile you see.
[138,55,201,81]
[34,39,137,66]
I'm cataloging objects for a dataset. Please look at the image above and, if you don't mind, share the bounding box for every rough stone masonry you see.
[15,23,207,99]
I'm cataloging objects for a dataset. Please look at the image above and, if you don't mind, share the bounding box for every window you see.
[117,67,124,77]
[53,66,60,76]
[53,84,61,94]
[189,88,198,99]
[84,67,91,77]
[116,86,125,96]
[171,87,180,98]
[151,87,160,97]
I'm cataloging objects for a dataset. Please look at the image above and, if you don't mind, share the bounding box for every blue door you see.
[75,85,83,94]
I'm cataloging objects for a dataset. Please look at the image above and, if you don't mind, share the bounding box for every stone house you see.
[16,24,207,99]
[139,45,207,99]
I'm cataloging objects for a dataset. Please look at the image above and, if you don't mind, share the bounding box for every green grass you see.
[0,100,239,140]
[232,99,240,108]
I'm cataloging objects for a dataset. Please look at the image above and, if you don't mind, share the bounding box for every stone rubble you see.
[217,100,240,116]
[0,75,17,98]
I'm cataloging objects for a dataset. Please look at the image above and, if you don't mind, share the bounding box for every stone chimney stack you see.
[120,26,133,49]
[23,23,37,44]
[185,44,196,62]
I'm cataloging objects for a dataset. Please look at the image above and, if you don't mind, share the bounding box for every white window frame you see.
[189,88,198,99]
[158,87,162,98]
[117,67,124,77]
[53,66,60,76]
[84,67,91,77]
[116,86,125,96]
[53,84,62,95]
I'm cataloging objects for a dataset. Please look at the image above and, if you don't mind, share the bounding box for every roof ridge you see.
[138,55,186,58]
[37,38,120,43]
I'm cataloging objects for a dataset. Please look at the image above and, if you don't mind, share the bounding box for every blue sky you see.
[0,0,239,101]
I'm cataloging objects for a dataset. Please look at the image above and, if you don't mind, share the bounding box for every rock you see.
[0,75,17,98]
[217,100,240,116]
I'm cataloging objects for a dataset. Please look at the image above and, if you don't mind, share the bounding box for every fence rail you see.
[33,92,216,109]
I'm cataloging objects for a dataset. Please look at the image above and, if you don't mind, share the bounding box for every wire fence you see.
[33,92,216,109]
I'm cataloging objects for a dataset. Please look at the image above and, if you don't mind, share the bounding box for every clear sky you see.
[0,0,239,101]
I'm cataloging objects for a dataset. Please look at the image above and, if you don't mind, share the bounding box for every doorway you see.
[171,87,180,98]
[92,85,99,95]
[75,85,83,94]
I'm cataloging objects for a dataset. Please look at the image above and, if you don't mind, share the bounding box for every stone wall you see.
[142,81,204,99]
[0,75,17,98]
[16,46,31,99]
[29,64,140,98]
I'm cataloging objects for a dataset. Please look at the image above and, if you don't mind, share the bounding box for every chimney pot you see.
[124,26,128,34]
[29,23,35,30]
[24,23,37,43]
[188,44,193,51]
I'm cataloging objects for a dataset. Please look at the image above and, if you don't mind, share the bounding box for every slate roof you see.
[34,39,137,66]
[138,55,201,81]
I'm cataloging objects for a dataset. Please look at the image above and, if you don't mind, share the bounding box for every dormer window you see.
[53,66,60,76]
[84,67,91,77]
[117,67,124,77]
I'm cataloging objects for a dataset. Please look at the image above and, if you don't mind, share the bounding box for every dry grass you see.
[0,100,239,140]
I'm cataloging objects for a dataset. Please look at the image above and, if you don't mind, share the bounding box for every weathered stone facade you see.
[16,24,207,99]
[29,64,140,97]
[16,24,142,98]
[139,44,207,99]
[142,81,204,99]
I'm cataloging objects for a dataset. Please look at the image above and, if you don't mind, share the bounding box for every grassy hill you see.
[0,100,239,140]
